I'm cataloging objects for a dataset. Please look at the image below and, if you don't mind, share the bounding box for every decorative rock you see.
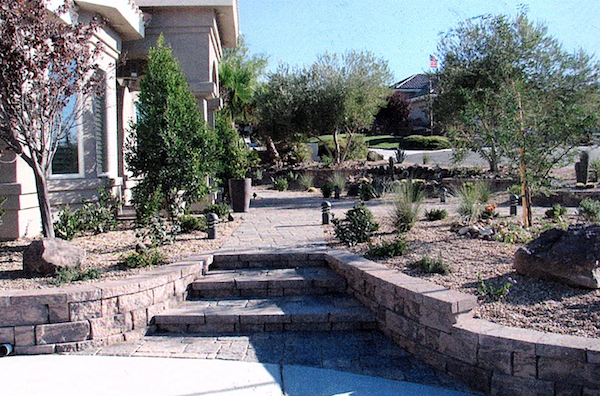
[458,227,470,236]
[514,225,600,289]
[479,228,494,237]
[23,238,85,276]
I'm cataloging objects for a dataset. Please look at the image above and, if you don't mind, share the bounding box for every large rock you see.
[514,225,600,289]
[23,238,86,276]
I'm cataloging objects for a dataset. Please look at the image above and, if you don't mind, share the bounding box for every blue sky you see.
[238,0,600,83]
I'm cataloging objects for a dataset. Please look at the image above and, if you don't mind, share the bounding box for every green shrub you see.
[399,135,451,150]
[121,249,166,269]
[425,208,448,221]
[477,273,516,301]
[273,178,288,191]
[506,184,522,196]
[367,150,384,161]
[366,238,408,258]
[545,203,567,219]
[455,183,483,223]
[422,153,431,165]
[53,206,81,241]
[202,203,231,218]
[494,223,533,244]
[53,266,101,285]
[358,182,377,201]
[411,254,451,275]
[179,214,206,233]
[321,155,333,167]
[298,173,315,190]
[132,183,164,226]
[320,134,369,161]
[321,183,333,198]
[395,148,406,163]
[328,172,347,192]
[332,204,379,246]
[392,180,423,232]
[579,198,600,222]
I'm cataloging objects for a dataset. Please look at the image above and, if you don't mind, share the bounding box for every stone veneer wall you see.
[325,250,600,396]
[0,257,208,354]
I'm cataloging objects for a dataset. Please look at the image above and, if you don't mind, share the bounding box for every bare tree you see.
[0,0,103,237]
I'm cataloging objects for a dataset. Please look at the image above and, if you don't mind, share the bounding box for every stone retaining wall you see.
[0,257,208,354]
[325,250,600,396]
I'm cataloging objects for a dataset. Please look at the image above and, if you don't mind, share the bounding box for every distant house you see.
[393,73,436,134]
[0,0,239,240]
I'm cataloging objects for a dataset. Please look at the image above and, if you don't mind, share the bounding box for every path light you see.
[510,194,519,216]
[207,213,219,239]
[440,187,448,203]
[322,201,332,225]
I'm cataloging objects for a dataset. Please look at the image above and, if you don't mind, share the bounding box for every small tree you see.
[0,0,102,237]
[373,91,411,135]
[126,35,217,220]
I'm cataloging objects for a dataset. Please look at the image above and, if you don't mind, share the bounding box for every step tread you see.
[154,295,375,325]
[191,267,345,290]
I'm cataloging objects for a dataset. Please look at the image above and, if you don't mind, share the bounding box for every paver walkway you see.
[78,188,475,394]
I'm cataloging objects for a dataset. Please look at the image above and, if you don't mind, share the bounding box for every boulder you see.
[514,225,600,289]
[23,238,86,276]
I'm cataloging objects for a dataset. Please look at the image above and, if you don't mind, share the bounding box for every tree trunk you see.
[265,136,281,167]
[332,129,341,164]
[32,167,55,238]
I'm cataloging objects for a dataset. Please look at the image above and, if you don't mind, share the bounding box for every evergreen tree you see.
[127,35,217,219]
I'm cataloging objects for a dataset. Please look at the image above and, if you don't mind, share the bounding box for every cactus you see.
[575,151,589,184]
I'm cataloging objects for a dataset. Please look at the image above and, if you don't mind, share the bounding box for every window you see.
[51,94,82,176]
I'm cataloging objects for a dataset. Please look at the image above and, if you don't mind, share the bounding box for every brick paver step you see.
[153,295,377,334]
[210,253,327,270]
[191,267,347,298]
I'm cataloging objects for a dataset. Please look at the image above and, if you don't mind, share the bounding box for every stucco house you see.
[0,0,239,240]
[393,73,436,134]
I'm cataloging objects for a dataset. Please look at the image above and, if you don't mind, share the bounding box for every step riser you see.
[192,286,346,299]
[155,321,377,334]
[211,254,327,270]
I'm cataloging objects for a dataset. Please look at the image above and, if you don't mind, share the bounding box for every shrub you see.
[367,150,384,161]
[319,133,369,161]
[399,135,451,150]
[274,177,288,191]
[328,172,347,192]
[422,153,430,165]
[132,183,164,226]
[179,214,206,233]
[545,203,567,219]
[425,208,447,221]
[332,204,379,246]
[358,181,377,201]
[321,155,333,167]
[202,203,231,218]
[53,206,81,241]
[477,274,517,301]
[298,173,315,190]
[411,254,451,275]
[506,184,522,196]
[455,183,483,223]
[395,148,406,164]
[579,198,600,222]
[494,223,533,244]
[53,266,101,285]
[122,249,166,269]
[391,180,423,232]
[366,238,408,258]
[321,183,333,198]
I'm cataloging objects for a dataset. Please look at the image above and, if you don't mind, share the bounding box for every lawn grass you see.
[308,134,403,149]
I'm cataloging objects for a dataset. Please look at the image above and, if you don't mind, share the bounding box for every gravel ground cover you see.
[0,219,241,290]
[325,200,600,339]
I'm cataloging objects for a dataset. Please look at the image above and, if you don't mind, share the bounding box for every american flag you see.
[429,55,438,69]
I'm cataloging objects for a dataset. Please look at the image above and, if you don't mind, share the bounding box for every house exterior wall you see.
[0,0,238,240]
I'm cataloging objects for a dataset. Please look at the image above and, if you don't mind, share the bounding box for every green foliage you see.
[298,173,315,190]
[321,155,333,167]
[135,216,172,247]
[332,204,380,246]
[425,208,448,221]
[121,249,166,269]
[477,273,516,301]
[435,13,600,181]
[320,134,369,161]
[366,238,408,258]
[215,112,255,181]
[411,254,451,275]
[507,184,522,196]
[179,215,206,233]
[126,35,217,217]
[321,183,333,198]
[399,135,451,150]
[202,203,232,218]
[545,204,567,219]
[274,177,288,191]
[494,223,533,244]
[358,181,378,201]
[454,182,492,223]
[367,150,384,161]
[422,153,431,165]
[395,148,406,163]
[53,187,118,240]
[392,180,423,232]
[579,198,600,222]
[328,172,347,192]
[53,266,101,286]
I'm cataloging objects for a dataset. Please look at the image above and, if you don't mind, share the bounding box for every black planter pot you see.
[228,178,252,212]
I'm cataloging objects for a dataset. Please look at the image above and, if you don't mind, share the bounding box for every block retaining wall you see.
[0,256,209,355]
[325,250,600,396]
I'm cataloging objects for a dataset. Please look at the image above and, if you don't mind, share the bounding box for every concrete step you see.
[190,267,347,298]
[153,295,377,334]
[211,253,327,270]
